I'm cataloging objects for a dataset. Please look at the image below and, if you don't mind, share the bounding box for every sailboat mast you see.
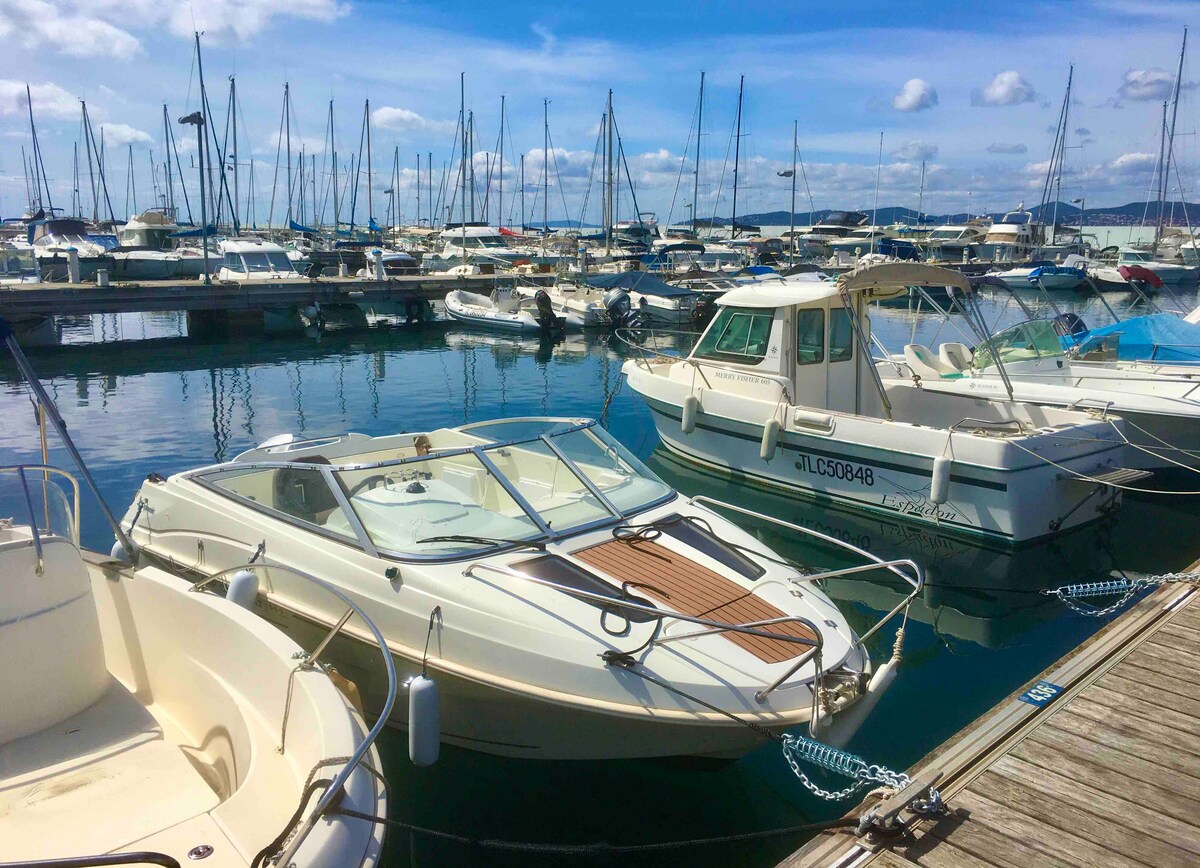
[498,95,504,230]
[25,84,52,213]
[1051,67,1071,239]
[916,159,926,225]
[162,105,175,217]
[460,73,467,256]
[520,154,526,231]
[88,106,100,220]
[605,90,613,250]
[872,131,883,232]
[693,71,704,236]
[72,143,80,217]
[231,77,240,234]
[285,82,293,226]
[1158,26,1188,249]
[467,111,475,222]
[731,75,743,240]
[1155,99,1169,248]
[789,119,797,267]
[416,152,421,229]
[427,151,432,227]
[194,32,216,222]
[542,98,549,235]
[365,98,373,228]
[330,101,339,232]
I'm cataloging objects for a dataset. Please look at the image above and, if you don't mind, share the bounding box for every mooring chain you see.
[1045,571,1200,617]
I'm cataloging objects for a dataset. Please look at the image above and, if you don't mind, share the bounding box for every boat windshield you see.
[241,251,297,273]
[1,248,36,274]
[1120,250,1152,263]
[929,229,965,240]
[973,320,1065,369]
[459,235,510,250]
[201,420,674,559]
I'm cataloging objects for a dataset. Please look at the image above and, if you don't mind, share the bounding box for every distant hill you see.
[723,201,1200,228]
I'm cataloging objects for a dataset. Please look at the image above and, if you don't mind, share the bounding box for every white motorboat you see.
[118,210,211,278]
[990,261,1086,292]
[1102,247,1198,286]
[428,223,530,271]
[922,221,989,262]
[514,281,616,329]
[0,325,391,867]
[444,286,565,334]
[28,217,113,281]
[215,238,304,281]
[879,318,1200,470]
[623,262,1130,545]
[979,206,1044,263]
[119,417,920,760]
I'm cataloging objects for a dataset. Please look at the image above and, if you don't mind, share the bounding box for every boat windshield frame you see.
[973,319,1066,370]
[187,419,677,563]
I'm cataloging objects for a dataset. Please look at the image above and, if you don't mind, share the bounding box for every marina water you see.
[3,287,1200,867]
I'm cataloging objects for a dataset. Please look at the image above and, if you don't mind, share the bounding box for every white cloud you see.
[99,122,152,147]
[986,142,1028,154]
[1108,152,1157,175]
[0,79,77,120]
[0,0,141,59]
[972,71,1036,106]
[371,106,454,135]
[891,140,937,160]
[892,78,937,112]
[164,0,348,41]
[1116,68,1188,102]
[530,22,557,51]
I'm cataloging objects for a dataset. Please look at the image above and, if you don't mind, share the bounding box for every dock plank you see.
[944,788,1141,868]
[899,809,1060,868]
[1139,634,1200,666]
[1026,724,1200,807]
[868,851,923,868]
[1084,682,1200,736]
[1156,618,1200,646]
[988,754,1200,861]
[1123,647,1200,689]
[1061,696,1200,757]
[1096,666,1200,712]
[1046,705,1200,777]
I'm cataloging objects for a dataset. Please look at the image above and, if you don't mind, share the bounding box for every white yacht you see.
[215,238,303,281]
[429,223,529,271]
[1095,247,1199,286]
[800,211,871,257]
[981,206,1043,263]
[28,217,112,281]
[827,226,899,258]
[923,222,989,262]
[120,417,916,760]
[879,318,1200,470]
[623,262,1130,545]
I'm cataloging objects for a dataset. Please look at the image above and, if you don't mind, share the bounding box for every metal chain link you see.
[780,734,920,802]
[1046,571,1200,618]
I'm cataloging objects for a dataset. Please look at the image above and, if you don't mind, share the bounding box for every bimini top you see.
[717,262,971,308]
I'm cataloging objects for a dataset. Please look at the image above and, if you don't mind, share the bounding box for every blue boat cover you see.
[877,237,921,260]
[368,217,384,232]
[585,272,697,298]
[1071,313,1200,364]
[289,219,318,234]
[169,224,217,238]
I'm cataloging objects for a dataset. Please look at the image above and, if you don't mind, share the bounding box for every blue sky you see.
[0,0,1195,225]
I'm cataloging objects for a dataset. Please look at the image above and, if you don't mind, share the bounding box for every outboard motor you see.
[1052,312,1088,338]
[691,295,716,325]
[533,289,565,335]
[603,287,643,329]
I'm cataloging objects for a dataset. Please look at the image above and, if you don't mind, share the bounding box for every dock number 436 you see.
[1019,680,1063,707]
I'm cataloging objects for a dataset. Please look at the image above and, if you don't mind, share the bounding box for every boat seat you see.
[904,344,964,380]
[0,678,221,861]
[938,342,973,372]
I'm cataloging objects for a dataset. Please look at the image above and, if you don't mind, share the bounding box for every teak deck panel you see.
[573,537,817,663]
[782,566,1200,868]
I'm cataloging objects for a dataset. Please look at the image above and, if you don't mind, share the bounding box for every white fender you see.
[408,674,441,766]
[930,456,951,505]
[760,418,782,461]
[226,569,260,611]
[812,657,899,749]
[681,394,700,434]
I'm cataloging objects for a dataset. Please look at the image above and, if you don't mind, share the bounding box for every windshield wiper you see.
[416,534,547,550]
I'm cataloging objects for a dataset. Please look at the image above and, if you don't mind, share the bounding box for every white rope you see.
[1008,439,1200,495]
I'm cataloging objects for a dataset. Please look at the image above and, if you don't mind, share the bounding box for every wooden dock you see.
[782,566,1200,868]
[0,272,552,319]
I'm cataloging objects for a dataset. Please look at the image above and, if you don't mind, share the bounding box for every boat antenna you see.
[731,74,743,239]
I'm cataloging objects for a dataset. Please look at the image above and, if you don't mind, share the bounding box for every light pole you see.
[179,111,210,285]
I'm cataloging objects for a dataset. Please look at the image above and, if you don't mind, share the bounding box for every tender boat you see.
[623,262,1130,545]
[0,321,391,868]
[515,280,618,329]
[989,261,1086,292]
[444,285,566,334]
[879,317,1200,470]
[119,417,919,760]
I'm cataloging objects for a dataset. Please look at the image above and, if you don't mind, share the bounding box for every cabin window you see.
[223,253,241,269]
[693,306,773,364]
[796,309,824,365]
[830,308,854,362]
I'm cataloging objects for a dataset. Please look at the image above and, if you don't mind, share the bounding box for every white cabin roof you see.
[222,239,288,254]
[717,262,970,308]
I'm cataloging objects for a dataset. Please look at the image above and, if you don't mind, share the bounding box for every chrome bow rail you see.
[687,495,924,651]
[190,562,396,866]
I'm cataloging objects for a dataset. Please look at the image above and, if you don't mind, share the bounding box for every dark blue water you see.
[3,292,1199,868]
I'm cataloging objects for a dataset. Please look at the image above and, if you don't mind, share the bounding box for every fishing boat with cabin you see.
[622,262,1132,545]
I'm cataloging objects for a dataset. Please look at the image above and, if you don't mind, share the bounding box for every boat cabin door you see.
[789,298,859,413]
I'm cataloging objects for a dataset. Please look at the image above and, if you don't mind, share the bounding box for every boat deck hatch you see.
[574,538,816,663]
